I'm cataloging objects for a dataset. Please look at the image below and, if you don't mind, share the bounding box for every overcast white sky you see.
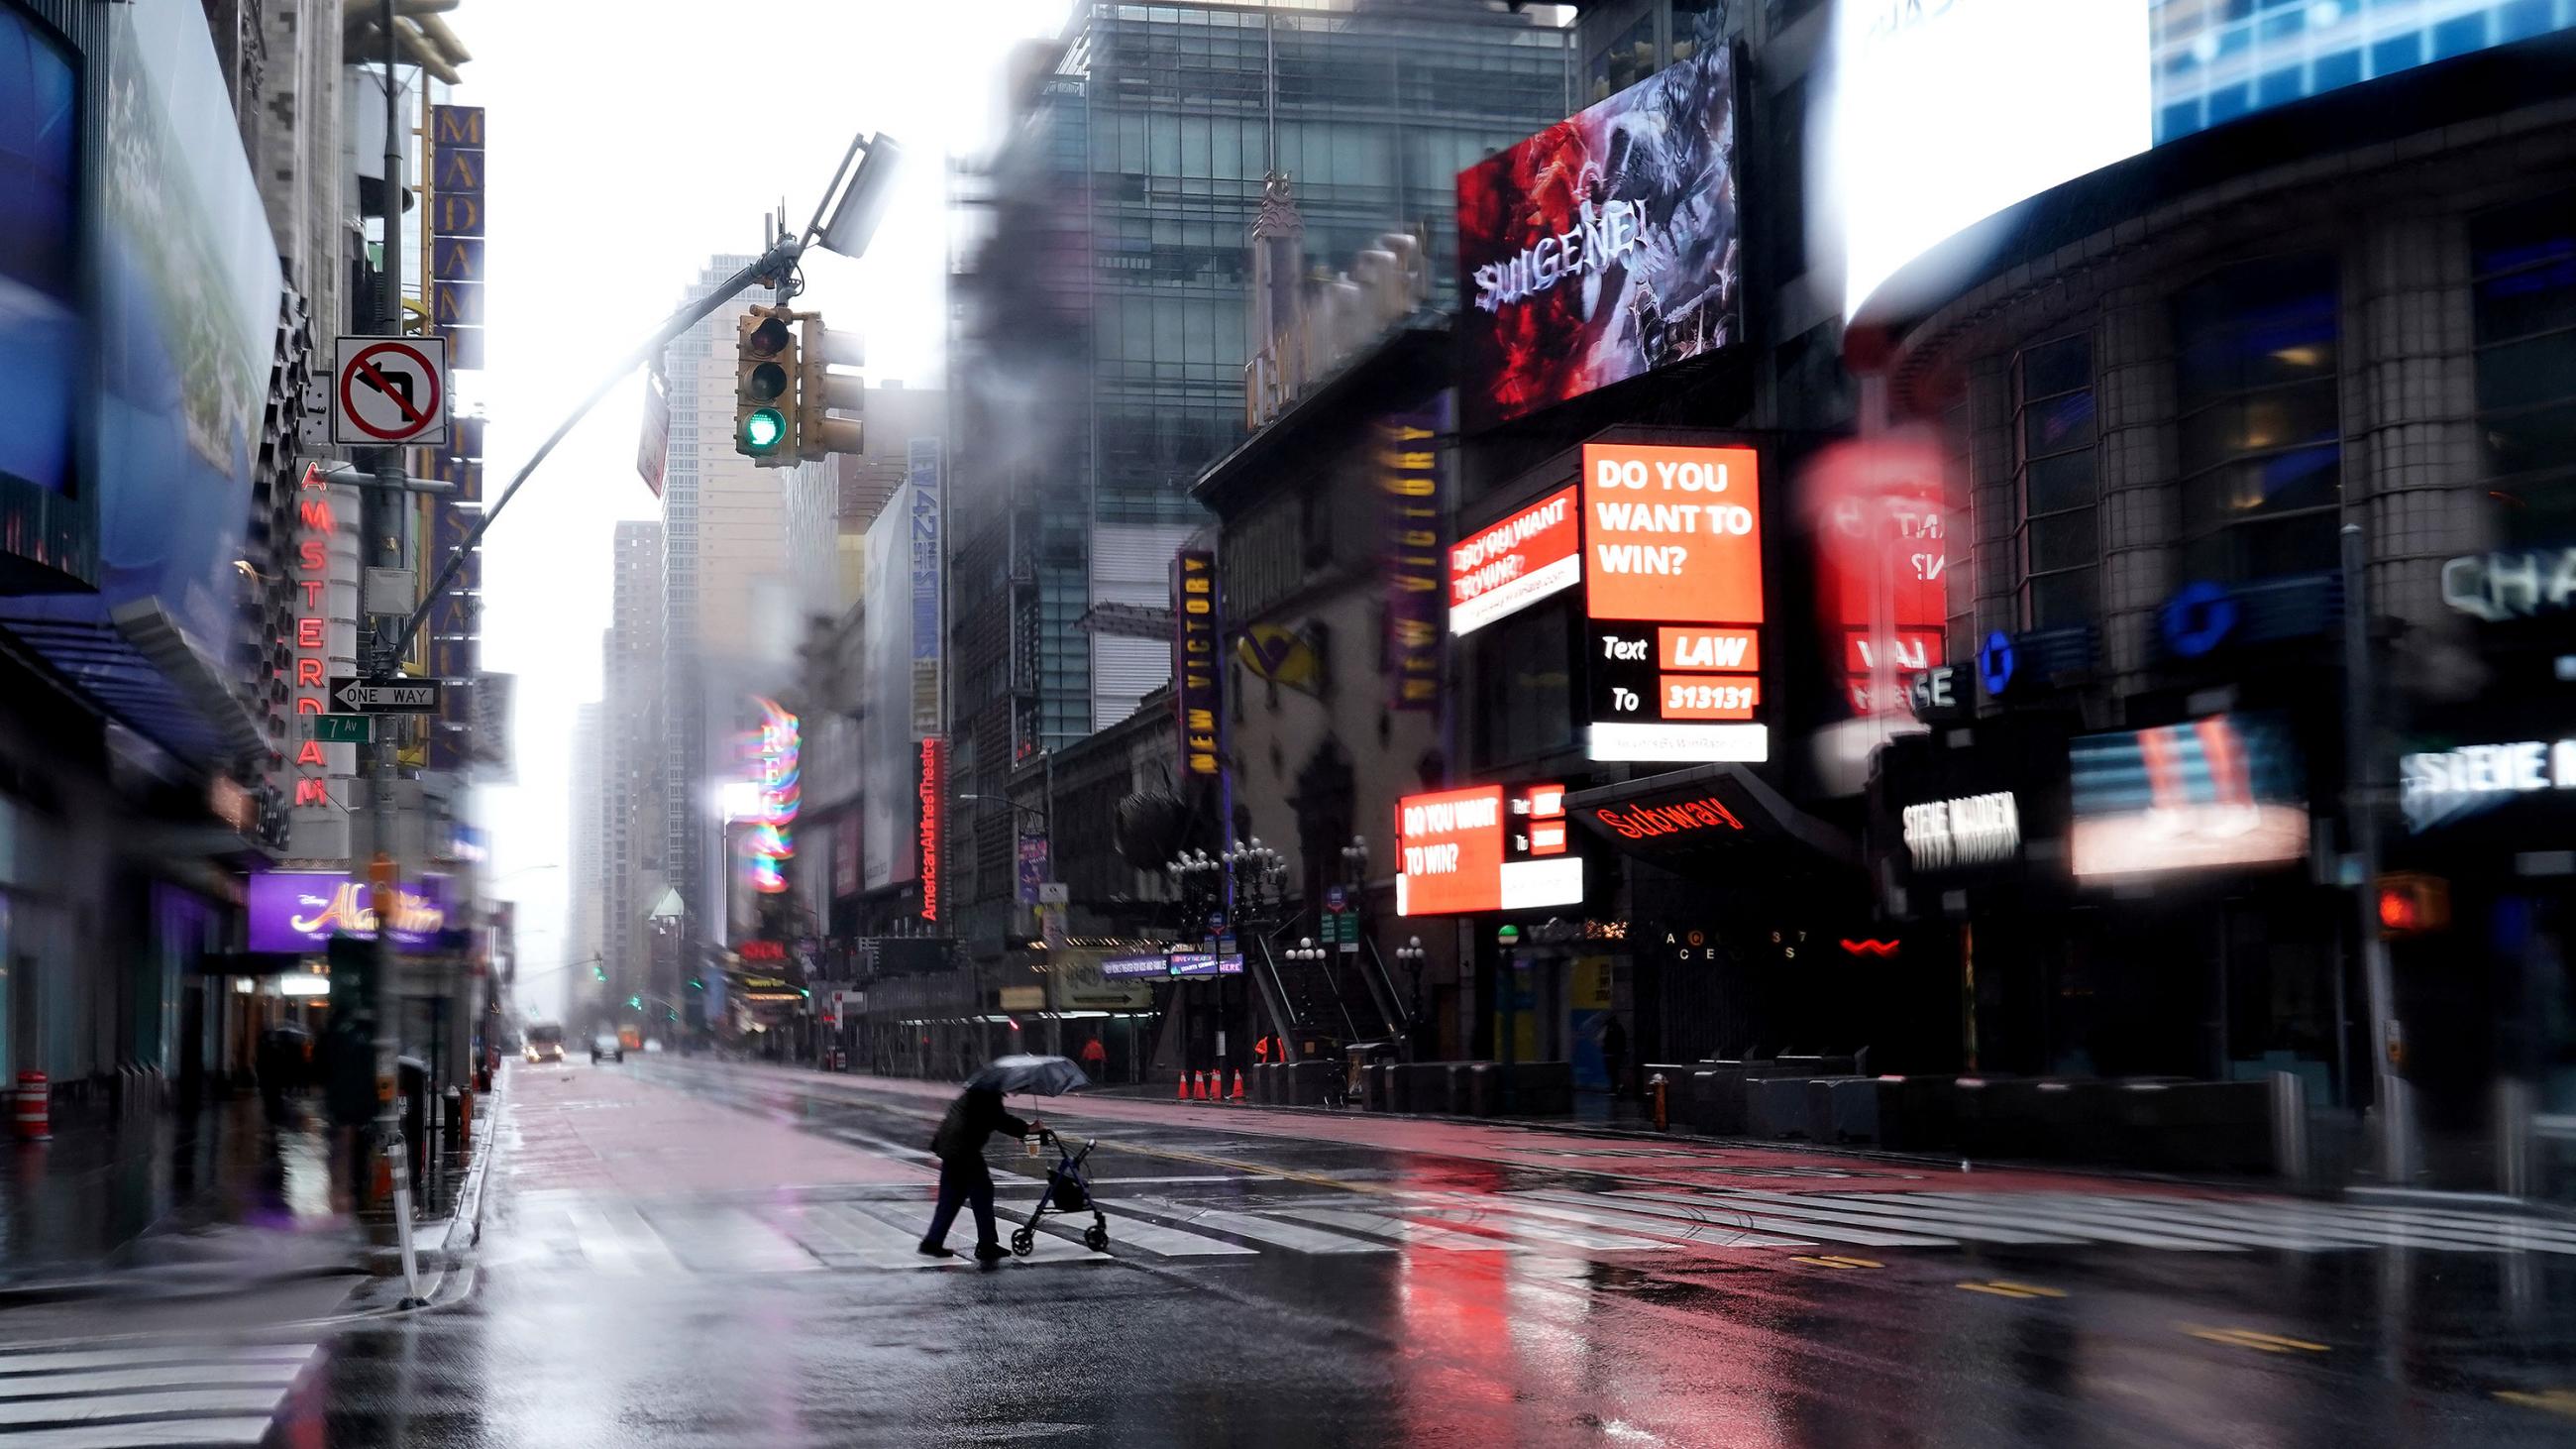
[454,1,1069,1018]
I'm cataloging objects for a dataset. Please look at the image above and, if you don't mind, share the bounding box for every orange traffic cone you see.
[1175,1073,1190,1101]
[1192,1070,1209,1101]
[1230,1070,1245,1103]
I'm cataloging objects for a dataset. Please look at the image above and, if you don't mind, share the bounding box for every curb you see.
[0,1077,509,1315]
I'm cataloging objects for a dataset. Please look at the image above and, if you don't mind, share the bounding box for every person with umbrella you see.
[919,1055,1088,1263]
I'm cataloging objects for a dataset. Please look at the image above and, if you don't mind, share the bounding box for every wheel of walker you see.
[1084,1224,1109,1253]
[1011,1227,1034,1257]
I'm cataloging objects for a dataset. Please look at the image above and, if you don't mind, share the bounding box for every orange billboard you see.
[1582,444,1764,624]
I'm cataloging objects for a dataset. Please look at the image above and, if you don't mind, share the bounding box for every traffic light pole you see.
[378,238,803,668]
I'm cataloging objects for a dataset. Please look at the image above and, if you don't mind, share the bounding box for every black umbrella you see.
[966,1054,1089,1097]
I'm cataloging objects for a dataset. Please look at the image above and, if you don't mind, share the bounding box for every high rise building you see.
[657,257,753,955]
[567,700,605,1002]
[945,0,1572,947]
[603,519,666,1013]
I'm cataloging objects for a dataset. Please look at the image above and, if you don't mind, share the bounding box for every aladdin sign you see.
[249,872,453,953]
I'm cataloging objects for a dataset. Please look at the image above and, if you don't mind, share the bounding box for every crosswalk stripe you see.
[0,1363,308,1401]
[666,1206,824,1273]
[1525,1189,1950,1248]
[1486,1192,1815,1250]
[1621,1190,2072,1246]
[995,1204,1257,1259]
[0,1388,294,1427]
[1270,1206,1513,1251]
[0,1417,279,1448]
[0,1345,314,1377]
[2005,1195,2364,1251]
[1812,1192,2238,1250]
[567,1204,689,1275]
[2188,1200,2572,1253]
[806,1202,938,1258]
[1122,1197,1393,1254]
[1393,1200,1671,1253]
[1884,1194,2244,1251]
[2339,1205,2576,1248]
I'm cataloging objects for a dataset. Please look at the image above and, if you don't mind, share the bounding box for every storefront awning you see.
[1566,765,1856,866]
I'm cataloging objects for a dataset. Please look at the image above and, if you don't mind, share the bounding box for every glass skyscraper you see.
[946,0,1571,939]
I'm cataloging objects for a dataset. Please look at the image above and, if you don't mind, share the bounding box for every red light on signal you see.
[2375,873,2450,939]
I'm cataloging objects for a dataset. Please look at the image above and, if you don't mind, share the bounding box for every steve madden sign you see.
[2442,547,2576,621]
[2400,738,2576,833]
[1901,791,2020,872]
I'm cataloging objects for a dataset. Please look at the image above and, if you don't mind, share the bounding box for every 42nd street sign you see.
[328,676,442,714]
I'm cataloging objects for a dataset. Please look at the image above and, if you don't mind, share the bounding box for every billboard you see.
[1581,444,1767,763]
[1831,0,2576,318]
[1456,40,1741,429]
[1449,487,1578,636]
[0,4,77,513]
[1394,782,1583,918]
[2069,713,2308,879]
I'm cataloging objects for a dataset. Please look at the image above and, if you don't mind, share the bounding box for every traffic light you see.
[592,963,606,982]
[795,314,866,460]
[628,994,642,1010]
[2377,872,2451,939]
[734,305,799,464]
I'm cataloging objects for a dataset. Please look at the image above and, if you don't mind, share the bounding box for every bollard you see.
[382,1131,427,1309]
[442,1086,463,1152]
[457,1085,473,1150]
[12,1070,50,1143]
[1650,1072,1669,1134]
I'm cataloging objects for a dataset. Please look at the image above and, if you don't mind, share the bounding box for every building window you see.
[2174,255,2342,583]
[1471,598,1574,768]
[2472,190,2576,544]
[1586,12,1656,103]
[2015,333,2098,629]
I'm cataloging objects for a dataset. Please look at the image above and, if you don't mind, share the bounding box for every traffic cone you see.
[1192,1070,1208,1101]
[1230,1070,1245,1103]
[1175,1073,1189,1101]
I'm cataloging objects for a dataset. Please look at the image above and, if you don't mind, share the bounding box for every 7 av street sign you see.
[329,677,442,714]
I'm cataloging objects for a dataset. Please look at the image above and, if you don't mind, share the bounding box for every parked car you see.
[591,1034,624,1064]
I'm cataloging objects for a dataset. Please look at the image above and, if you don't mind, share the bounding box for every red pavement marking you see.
[697,1062,2258,1202]
[498,1061,931,1198]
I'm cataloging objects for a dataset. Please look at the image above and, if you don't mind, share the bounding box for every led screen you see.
[1831,0,2576,318]
[0,6,77,496]
[2069,713,2309,878]
[1456,40,1741,429]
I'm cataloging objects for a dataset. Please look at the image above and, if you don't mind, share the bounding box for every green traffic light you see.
[742,406,786,452]
[593,966,605,981]
[628,995,641,1010]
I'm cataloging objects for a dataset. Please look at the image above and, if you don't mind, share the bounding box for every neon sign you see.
[289,463,335,807]
[917,735,945,924]
[1588,795,1744,840]
[742,698,800,894]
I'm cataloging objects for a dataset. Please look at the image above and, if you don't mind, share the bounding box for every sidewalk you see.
[0,1083,494,1341]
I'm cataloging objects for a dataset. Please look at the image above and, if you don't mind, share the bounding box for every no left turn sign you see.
[333,335,450,446]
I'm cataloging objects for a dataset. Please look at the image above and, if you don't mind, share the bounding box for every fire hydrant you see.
[1650,1072,1669,1134]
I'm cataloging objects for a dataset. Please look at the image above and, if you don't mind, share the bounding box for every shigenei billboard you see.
[1455,40,1742,430]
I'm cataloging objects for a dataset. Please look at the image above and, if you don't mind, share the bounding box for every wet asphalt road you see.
[18,1058,2576,1447]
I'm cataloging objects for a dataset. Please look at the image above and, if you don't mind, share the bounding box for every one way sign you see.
[328,676,443,714]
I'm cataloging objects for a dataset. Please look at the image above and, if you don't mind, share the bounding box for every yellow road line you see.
[1986,1280,2065,1298]
[1789,1255,1883,1270]
[2183,1325,2329,1354]
[1957,1282,2045,1299]
[2495,1389,2576,1417]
